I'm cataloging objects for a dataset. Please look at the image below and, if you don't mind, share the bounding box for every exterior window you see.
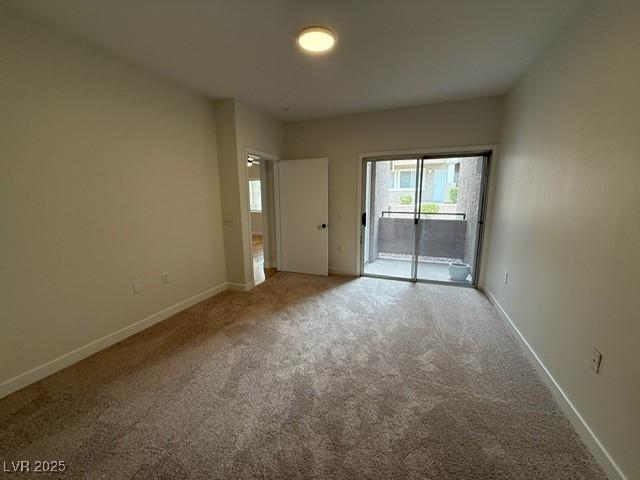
[249,180,262,212]
[398,170,414,189]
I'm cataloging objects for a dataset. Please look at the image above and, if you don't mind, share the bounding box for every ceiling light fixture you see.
[297,26,336,54]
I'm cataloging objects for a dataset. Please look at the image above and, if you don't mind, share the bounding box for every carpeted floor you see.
[0,273,605,479]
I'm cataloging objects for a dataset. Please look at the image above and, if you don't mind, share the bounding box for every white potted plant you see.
[448,261,471,282]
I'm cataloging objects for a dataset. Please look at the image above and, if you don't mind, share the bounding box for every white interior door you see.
[278,158,328,275]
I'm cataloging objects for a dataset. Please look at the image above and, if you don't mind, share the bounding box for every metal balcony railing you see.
[380,211,466,220]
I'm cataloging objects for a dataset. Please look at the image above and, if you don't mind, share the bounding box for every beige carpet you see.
[0,273,605,479]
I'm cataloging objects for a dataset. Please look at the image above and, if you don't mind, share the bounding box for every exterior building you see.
[364,157,483,270]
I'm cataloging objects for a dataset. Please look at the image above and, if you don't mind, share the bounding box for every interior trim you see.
[355,144,499,278]
[484,288,627,480]
[328,267,357,276]
[0,283,228,400]
[227,281,254,291]
[358,149,492,287]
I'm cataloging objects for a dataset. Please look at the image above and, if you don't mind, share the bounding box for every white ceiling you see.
[7,0,583,121]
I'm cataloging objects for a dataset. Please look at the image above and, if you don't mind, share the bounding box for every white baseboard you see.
[0,282,228,400]
[483,288,627,480]
[227,281,254,291]
[328,266,357,276]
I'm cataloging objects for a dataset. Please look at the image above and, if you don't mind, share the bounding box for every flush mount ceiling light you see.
[297,26,336,54]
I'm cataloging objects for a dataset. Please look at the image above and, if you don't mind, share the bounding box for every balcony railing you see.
[380,211,466,220]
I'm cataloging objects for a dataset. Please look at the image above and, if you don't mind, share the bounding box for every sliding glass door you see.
[361,158,419,279]
[361,153,489,286]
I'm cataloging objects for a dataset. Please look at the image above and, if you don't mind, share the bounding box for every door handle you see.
[317,223,327,230]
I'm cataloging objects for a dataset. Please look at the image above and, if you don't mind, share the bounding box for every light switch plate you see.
[223,216,235,227]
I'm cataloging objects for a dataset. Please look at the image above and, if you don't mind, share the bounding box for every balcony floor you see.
[363,258,472,284]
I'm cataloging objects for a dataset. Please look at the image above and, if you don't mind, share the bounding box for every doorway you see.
[360,152,490,286]
[247,153,278,286]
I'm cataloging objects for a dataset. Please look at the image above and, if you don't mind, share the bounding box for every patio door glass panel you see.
[415,155,487,284]
[361,158,419,280]
[362,153,489,286]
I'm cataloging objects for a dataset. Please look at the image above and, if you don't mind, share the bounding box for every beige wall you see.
[283,96,504,275]
[214,99,243,285]
[235,102,282,276]
[484,1,640,478]
[215,99,283,287]
[0,8,226,392]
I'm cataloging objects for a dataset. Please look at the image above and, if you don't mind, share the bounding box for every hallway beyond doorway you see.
[253,235,277,285]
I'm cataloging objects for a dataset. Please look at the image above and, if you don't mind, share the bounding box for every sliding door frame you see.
[358,148,493,288]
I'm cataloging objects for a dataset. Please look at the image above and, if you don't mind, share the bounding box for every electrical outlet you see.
[503,271,508,284]
[161,272,170,285]
[591,348,602,374]
[132,280,143,294]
